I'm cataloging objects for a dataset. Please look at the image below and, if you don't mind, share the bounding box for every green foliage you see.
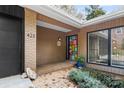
[78,77,106,88]
[68,68,106,88]
[121,38,124,49]
[68,69,89,83]
[112,49,124,55]
[109,80,124,88]
[69,68,124,88]
[81,67,124,88]
[85,5,106,20]
[95,72,113,87]
[75,56,85,64]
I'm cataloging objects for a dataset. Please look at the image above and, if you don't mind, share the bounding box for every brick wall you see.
[25,8,37,71]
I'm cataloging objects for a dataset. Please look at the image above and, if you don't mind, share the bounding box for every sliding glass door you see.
[111,27,124,67]
[88,30,108,64]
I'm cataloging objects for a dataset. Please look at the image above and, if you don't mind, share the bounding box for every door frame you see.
[20,16,25,73]
[66,34,78,60]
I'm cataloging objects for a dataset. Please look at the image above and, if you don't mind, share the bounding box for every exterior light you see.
[57,36,62,46]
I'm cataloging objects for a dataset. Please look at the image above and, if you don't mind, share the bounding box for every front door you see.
[0,14,22,78]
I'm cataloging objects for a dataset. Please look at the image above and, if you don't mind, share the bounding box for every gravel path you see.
[32,68,77,88]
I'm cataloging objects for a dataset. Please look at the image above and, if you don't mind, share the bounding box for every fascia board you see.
[82,10,124,28]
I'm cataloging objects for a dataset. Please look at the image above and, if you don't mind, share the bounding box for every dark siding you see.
[0,5,24,19]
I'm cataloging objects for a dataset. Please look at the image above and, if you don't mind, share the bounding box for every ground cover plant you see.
[68,68,106,88]
[68,68,124,88]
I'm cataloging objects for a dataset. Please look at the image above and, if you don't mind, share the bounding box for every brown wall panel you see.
[37,26,66,66]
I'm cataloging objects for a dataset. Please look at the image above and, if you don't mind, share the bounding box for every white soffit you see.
[82,9,124,27]
[22,5,82,28]
[22,5,124,29]
[37,20,71,32]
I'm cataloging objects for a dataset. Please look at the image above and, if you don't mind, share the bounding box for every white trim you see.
[22,5,82,28]
[21,5,124,29]
[82,10,124,27]
[37,20,71,32]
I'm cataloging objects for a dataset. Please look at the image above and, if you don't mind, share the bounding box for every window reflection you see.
[88,30,108,64]
[111,27,124,67]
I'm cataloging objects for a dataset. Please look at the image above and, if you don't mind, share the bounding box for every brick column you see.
[25,8,37,71]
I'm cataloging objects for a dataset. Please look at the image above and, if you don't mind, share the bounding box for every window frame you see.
[111,27,124,68]
[87,25,124,69]
[87,30,109,65]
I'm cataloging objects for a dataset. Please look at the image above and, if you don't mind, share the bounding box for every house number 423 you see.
[27,33,35,38]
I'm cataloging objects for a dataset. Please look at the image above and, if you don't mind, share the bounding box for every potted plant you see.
[75,56,85,68]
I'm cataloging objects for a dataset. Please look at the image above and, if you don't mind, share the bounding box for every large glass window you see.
[88,30,108,64]
[88,27,124,68]
[111,27,124,67]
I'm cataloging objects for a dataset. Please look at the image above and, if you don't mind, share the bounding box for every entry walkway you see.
[37,61,76,75]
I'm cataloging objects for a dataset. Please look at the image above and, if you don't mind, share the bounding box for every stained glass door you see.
[67,35,78,61]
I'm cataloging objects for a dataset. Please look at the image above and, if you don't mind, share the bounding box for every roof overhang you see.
[22,5,124,29]
[82,9,124,28]
[37,13,78,31]
[22,5,82,28]
[37,20,71,32]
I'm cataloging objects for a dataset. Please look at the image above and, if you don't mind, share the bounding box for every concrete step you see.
[0,75,34,88]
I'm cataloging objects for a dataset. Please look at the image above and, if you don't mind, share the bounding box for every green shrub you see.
[68,68,89,83]
[109,80,124,88]
[78,76,106,88]
[68,69,106,88]
[95,72,113,87]
[75,56,85,64]
[81,67,124,88]
[69,68,124,88]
